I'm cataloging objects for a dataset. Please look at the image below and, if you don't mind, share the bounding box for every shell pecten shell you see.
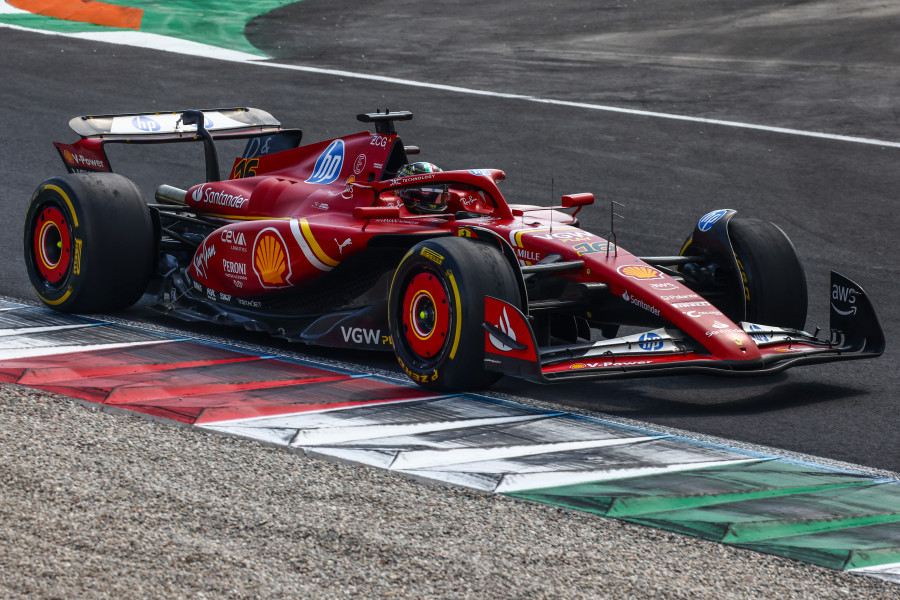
[618,264,663,280]
[255,232,286,284]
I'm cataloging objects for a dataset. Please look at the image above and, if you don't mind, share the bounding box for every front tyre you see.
[389,237,521,391]
[728,218,807,330]
[24,173,155,313]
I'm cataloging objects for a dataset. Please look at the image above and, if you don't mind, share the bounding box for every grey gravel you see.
[0,383,895,599]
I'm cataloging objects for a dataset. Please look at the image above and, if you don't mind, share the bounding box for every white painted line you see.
[850,562,900,582]
[0,323,95,337]
[0,340,172,360]
[2,19,900,149]
[390,436,663,470]
[291,414,546,446]
[495,458,763,493]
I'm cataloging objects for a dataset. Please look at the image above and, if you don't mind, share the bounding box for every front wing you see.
[482,271,885,383]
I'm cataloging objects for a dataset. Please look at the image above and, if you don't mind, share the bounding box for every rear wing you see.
[54,107,302,181]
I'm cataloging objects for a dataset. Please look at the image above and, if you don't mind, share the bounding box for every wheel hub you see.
[34,205,72,285]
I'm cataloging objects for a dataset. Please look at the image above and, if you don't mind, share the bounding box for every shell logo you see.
[618,265,663,280]
[63,150,74,164]
[253,228,292,288]
[570,363,587,369]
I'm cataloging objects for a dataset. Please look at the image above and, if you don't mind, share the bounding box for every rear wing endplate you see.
[55,107,301,181]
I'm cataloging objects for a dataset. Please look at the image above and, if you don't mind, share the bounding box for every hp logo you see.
[306,139,345,184]
[638,332,664,351]
[132,116,161,132]
[698,209,728,232]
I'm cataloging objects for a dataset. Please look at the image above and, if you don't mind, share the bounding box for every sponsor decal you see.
[192,185,249,209]
[253,228,292,288]
[353,154,366,174]
[469,169,492,176]
[222,259,247,276]
[622,290,661,316]
[698,209,728,232]
[573,241,616,256]
[206,288,216,301]
[370,134,389,148]
[533,230,593,242]
[420,247,445,265]
[747,323,770,342]
[236,297,263,308]
[335,238,353,254]
[341,326,382,345]
[638,332,664,351]
[515,247,542,262]
[661,293,701,301]
[243,136,273,159]
[220,229,247,251]
[460,194,483,208]
[831,284,858,316]
[706,328,744,338]
[649,282,678,290]
[131,115,161,132]
[73,239,83,275]
[618,265,663,280]
[313,201,331,210]
[306,139,345,184]
[712,320,730,330]
[192,241,216,279]
[686,309,722,318]
[672,300,712,308]
[489,307,517,352]
[63,150,106,170]
[219,293,232,302]
[391,173,434,186]
[570,359,653,370]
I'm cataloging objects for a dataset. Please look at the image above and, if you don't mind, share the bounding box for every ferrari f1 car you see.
[24,108,885,391]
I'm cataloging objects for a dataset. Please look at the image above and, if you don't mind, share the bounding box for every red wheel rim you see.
[401,271,450,360]
[33,205,72,285]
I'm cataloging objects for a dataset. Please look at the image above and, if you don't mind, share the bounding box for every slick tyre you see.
[24,173,155,313]
[389,237,521,391]
[729,218,808,330]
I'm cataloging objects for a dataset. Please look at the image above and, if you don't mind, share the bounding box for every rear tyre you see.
[728,218,807,330]
[389,237,521,391]
[24,173,155,313]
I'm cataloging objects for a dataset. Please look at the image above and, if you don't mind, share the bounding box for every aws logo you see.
[253,228,292,288]
[306,139,345,184]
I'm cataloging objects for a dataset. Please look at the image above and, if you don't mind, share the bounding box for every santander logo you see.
[489,307,516,352]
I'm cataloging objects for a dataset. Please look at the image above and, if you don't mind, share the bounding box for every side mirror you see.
[561,193,594,208]
[354,206,400,230]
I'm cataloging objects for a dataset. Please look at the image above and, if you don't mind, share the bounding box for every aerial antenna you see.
[607,201,624,258]
[549,177,555,233]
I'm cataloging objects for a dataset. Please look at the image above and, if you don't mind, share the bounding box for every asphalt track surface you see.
[1,0,898,481]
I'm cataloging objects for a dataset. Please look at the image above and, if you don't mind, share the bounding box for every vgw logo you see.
[132,116,161,132]
[306,139,345,184]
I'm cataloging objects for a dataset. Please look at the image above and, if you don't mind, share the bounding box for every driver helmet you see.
[396,162,446,214]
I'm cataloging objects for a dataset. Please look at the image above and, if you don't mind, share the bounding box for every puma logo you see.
[335,238,352,254]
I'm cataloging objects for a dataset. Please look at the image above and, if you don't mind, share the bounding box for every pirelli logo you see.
[420,247,444,265]
[73,239,83,275]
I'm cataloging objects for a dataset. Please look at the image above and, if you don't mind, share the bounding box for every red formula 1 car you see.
[24,108,884,390]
